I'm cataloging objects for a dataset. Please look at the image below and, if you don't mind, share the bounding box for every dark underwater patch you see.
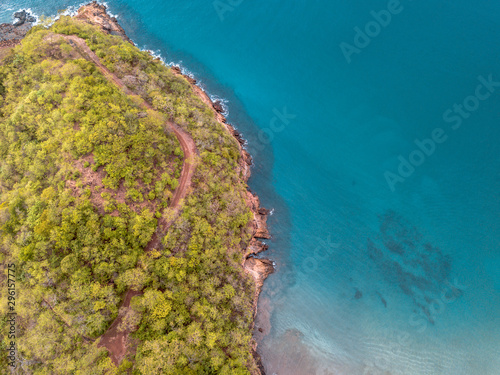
[367,210,455,322]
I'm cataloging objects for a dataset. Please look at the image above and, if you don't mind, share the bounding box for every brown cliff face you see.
[246,191,271,239]
[246,238,269,257]
[75,1,133,44]
[0,11,35,58]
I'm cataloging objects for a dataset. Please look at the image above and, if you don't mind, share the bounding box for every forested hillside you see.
[0,13,260,375]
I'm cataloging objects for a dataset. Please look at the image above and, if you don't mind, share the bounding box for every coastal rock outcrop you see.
[0,24,31,46]
[75,1,133,44]
[0,10,36,47]
[213,100,224,113]
[246,238,269,257]
[244,257,275,312]
[246,191,271,239]
[13,10,36,26]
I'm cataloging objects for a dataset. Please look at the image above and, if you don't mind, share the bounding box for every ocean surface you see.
[2,1,500,374]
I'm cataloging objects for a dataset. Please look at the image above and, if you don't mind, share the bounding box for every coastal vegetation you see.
[0,12,260,375]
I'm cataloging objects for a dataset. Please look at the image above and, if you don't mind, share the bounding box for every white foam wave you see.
[209,94,229,116]
[97,2,119,19]
[34,1,119,28]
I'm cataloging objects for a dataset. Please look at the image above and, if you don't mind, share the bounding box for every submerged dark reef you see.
[367,210,461,323]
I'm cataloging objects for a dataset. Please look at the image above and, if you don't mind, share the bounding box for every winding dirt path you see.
[63,35,197,365]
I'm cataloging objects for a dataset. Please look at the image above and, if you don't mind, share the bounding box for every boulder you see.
[13,11,27,22]
[12,18,24,27]
[213,100,224,113]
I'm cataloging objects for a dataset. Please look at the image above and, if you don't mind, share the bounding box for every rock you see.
[251,348,267,375]
[254,213,271,239]
[247,238,269,256]
[258,208,269,215]
[230,128,246,145]
[244,257,275,310]
[0,22,32,43]
[11,10,36,27]
[246,191,271,239]
[75,2,133,44]
[13,11,27,22]
[238,149,252,181]
[186,76,196,84]
[12,19,24,27]
[171,66,181,74]
[242,149,252,166]
[213,100,224,113]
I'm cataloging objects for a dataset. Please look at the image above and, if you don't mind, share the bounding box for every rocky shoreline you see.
[75,2,133,44]
[0,10,36,47]
[1,3,273,373]
[169,34,274,375]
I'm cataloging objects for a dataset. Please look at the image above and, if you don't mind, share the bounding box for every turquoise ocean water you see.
[2,1,499,374]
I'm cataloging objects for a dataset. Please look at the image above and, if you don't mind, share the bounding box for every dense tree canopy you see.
[0,16,258,374]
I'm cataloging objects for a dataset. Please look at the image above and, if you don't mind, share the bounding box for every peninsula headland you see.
[0,2,273,373]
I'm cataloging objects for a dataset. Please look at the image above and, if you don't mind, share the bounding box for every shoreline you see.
[0,3,273,373]
[169,65,273,375]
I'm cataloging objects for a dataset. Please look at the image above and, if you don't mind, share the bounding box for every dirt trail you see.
[63,35,197,365]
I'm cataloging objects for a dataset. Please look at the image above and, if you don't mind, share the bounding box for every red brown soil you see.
[96,289,141,364]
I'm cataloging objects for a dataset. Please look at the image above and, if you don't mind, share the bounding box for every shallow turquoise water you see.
[2,1,500,374]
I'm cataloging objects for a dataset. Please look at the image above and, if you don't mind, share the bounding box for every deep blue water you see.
[2,1,500,374]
